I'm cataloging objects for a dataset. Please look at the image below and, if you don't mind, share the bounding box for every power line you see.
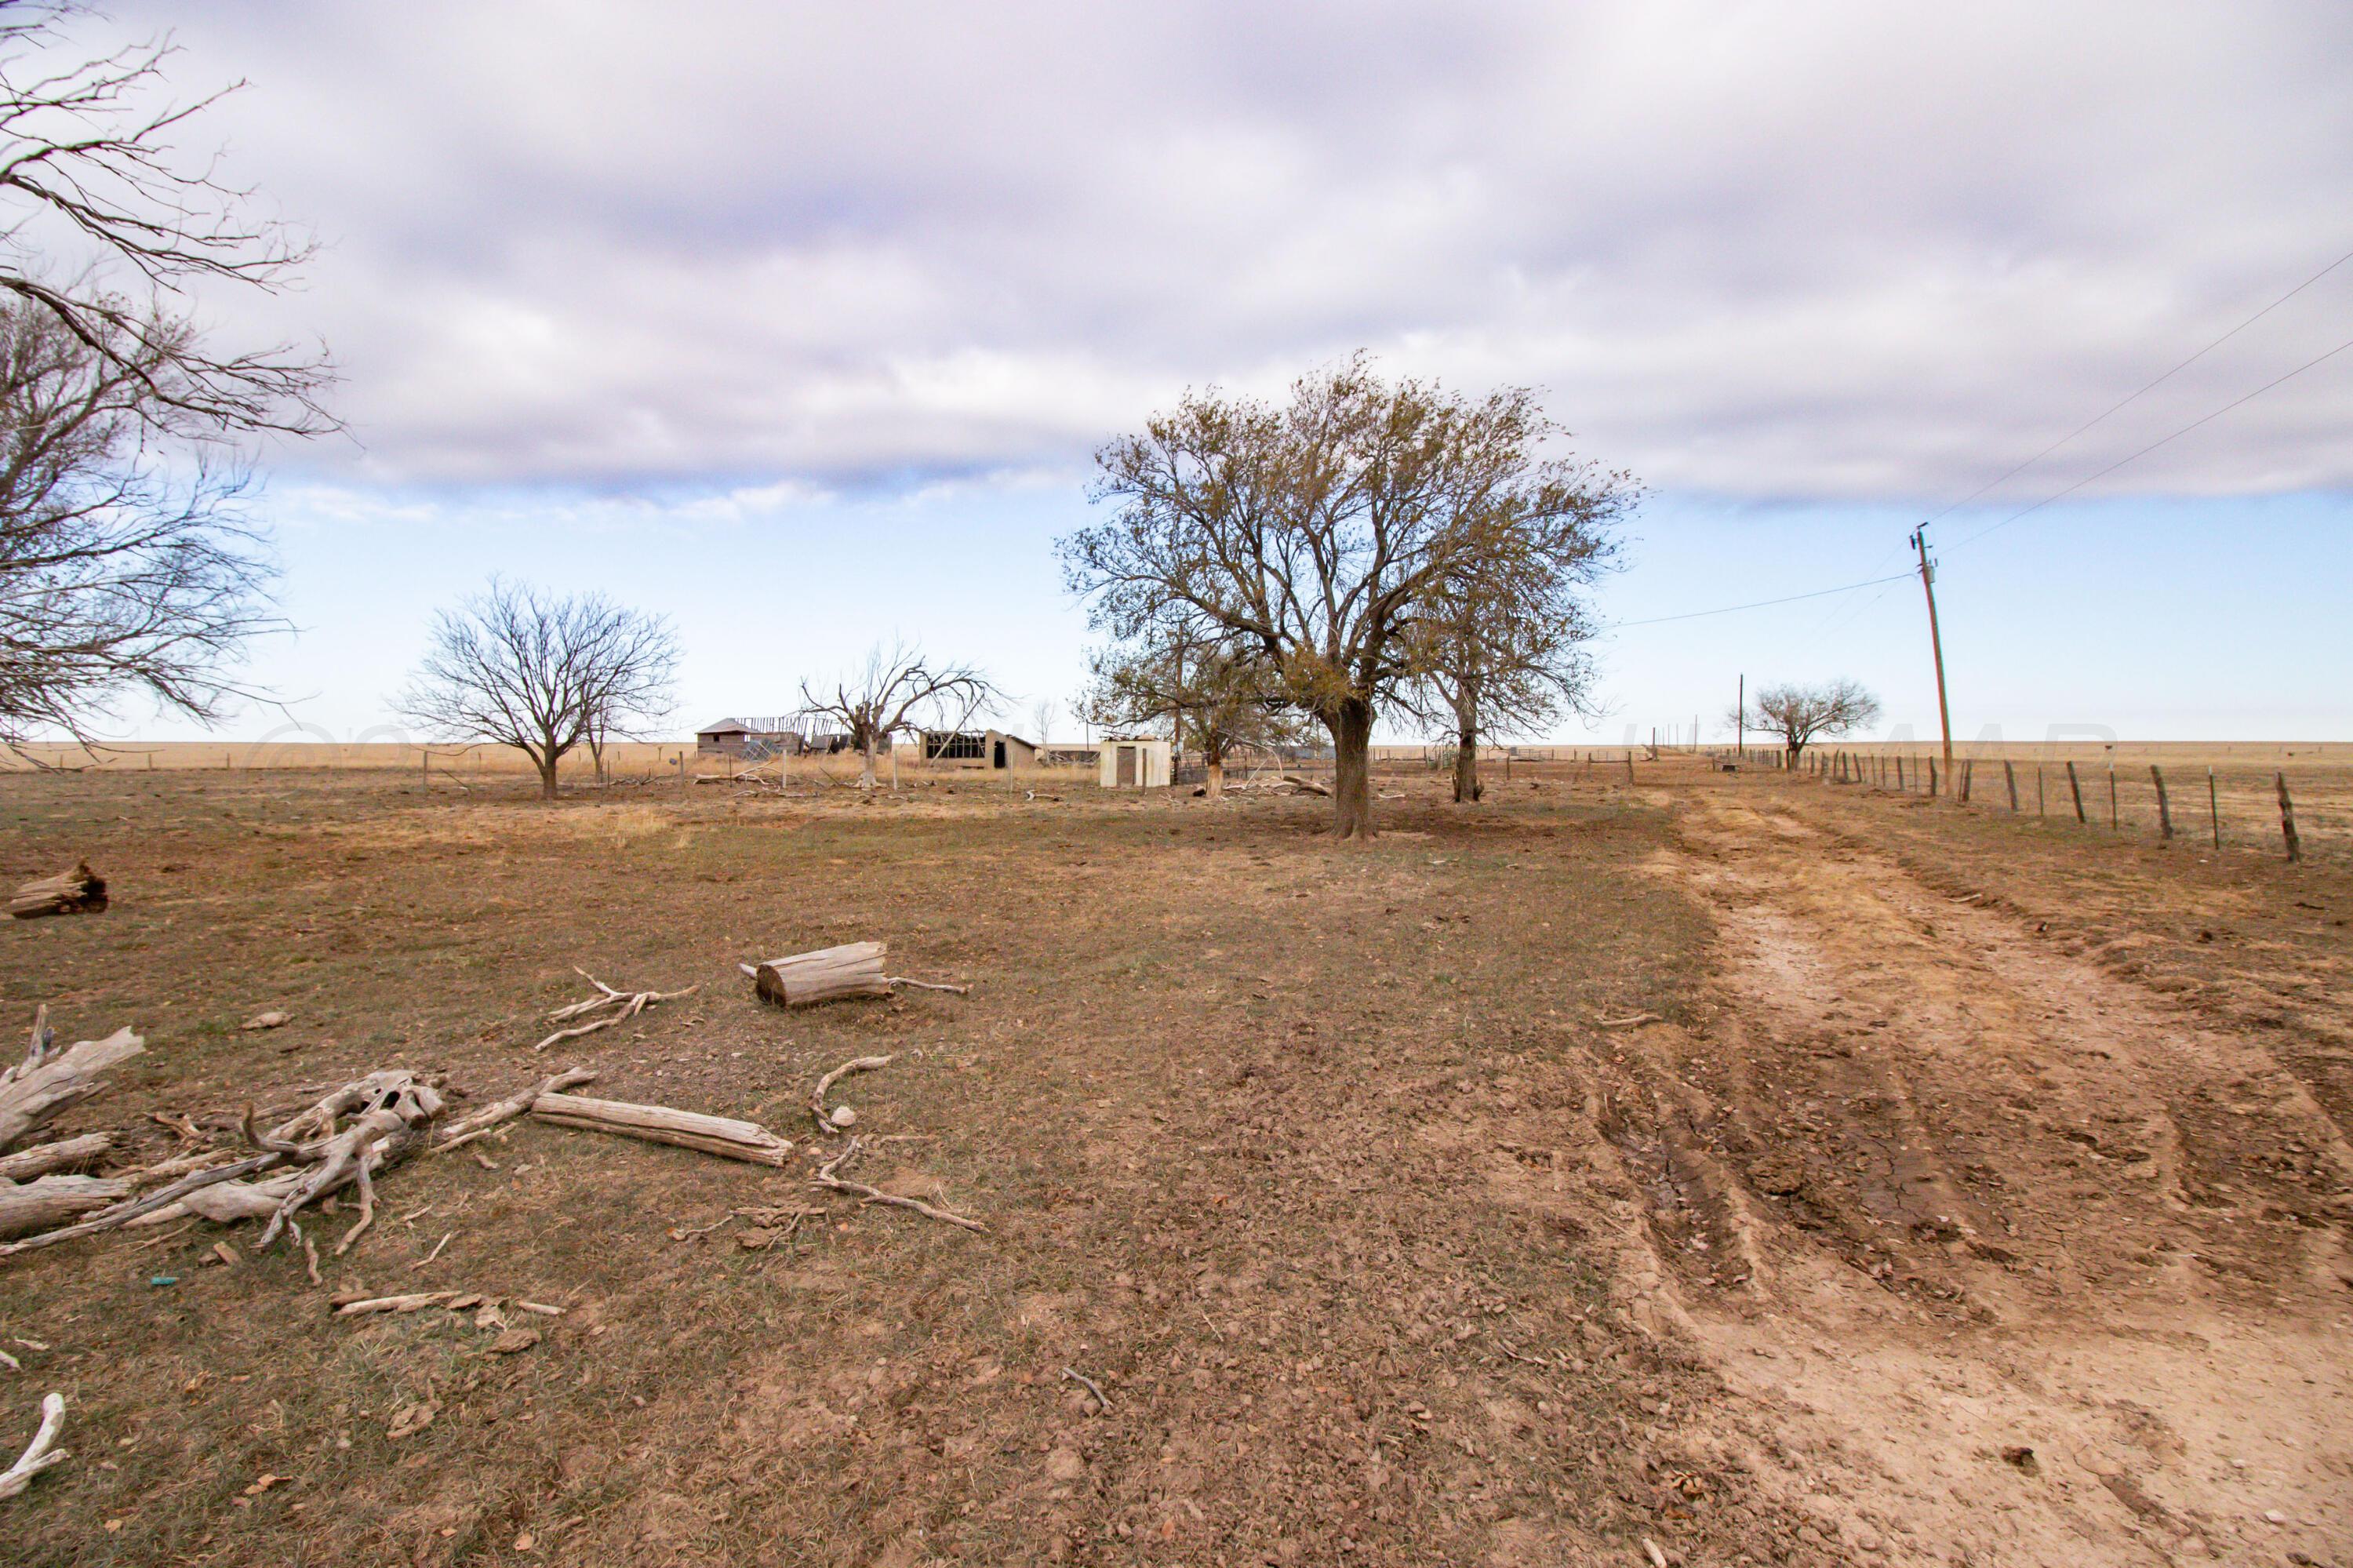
[1948,329,2353,549]
[1925,240,2353,525]
[1607,570,1915,629]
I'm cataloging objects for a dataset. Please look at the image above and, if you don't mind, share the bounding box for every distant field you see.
[0,740,1092,785]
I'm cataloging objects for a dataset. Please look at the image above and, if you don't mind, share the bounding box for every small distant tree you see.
[1734,678,1881,764]
[798,641,998,788]
[396,579,678,799]
[1078,613,1303,798]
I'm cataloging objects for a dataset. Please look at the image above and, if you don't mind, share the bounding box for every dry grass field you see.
[1,757,2347,1566]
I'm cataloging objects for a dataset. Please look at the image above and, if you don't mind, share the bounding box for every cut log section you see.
[0,1014,144,1153]
[530,1092,795,1166]
[745,942,891,1008]
[8,862,106,919]
[0,1174,132,1240]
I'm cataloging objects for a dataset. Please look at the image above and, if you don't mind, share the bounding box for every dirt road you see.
[1579,788,2352,1565]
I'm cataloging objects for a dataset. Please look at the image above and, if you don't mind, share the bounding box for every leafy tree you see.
[1063,355,1637,839]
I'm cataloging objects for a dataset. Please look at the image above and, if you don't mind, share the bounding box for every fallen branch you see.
[530,1093,794,1166]
[810,1055,893,1133]
[0,1133,112,1181]
[1595,1011,1664,1029]
[529,1017,620,1053]
[1061,1366,1111,1413]
[546,971,699,1024]
[241,1071,444,1252]
[884,977,969,995]
[0,1152,282,1259]
[8,863,106,919]
[431,1067,597,1153]
[813,1137,986,1233]
[1282,774,1331,798]
[0,1392,66,1500]
[333,1291,453,1317]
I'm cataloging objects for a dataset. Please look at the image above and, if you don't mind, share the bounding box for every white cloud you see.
[90,0,2353,503]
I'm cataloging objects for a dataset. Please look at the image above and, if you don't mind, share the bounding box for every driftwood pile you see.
[741,941,969,1009]
[8,863,106,920]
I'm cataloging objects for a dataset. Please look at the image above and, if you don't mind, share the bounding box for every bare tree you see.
[1733,678,1882,765]
[798,642,998,789]
[1078,612,1303,799]
[395,579,678,800]
[0,297,275,748]
[1063,355,1638,839]
[0,4,332,438]
[1400,525,1613,804]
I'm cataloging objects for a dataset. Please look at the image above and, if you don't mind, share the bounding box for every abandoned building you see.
[1100,736,1173,788]
[921,729,1038,769]
[695,719,850,759]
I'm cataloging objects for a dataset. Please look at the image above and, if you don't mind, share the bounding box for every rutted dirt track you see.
[1593,791,2353,1565]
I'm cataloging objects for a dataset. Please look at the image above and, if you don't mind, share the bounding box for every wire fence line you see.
[1758,744,2336,864]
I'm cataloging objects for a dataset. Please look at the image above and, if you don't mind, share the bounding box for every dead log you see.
[529,1092,794,1166]
[0,1151,282,1258]
[0,1015,144,1153]
[0,1132,112,1181]
[1282,774,1332,797]
[744,942,892,1008]
[0,1175,132,1240]
[8,862,106,919]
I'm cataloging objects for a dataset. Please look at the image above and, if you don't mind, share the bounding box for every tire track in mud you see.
[1573,791,2353,1566]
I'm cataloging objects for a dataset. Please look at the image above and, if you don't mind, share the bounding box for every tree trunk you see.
[1205,737,1225,800]
[534,750,560,800]
[1329,697,1376,840]
[1453,722,1483,803]
[860,735,878,789]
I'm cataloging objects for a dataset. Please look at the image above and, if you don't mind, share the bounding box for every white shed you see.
[1099,737,1172,788]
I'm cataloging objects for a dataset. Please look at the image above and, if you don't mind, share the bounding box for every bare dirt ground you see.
[1,759,2344,1566]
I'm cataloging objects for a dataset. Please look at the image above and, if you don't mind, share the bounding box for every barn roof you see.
[696,718,752,735]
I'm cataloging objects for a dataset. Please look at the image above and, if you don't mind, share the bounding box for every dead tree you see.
[395,578,678,799]
[798,641,998,789]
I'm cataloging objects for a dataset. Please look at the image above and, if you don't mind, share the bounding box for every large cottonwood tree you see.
[1062,356,1637,838]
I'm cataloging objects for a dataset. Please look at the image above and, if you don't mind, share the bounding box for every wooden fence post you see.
[2005,760,2018,812]
[2151,764,2173,842]
[1625,755,1635,785]
[2208,768,2220,849]
[2036,763,2044,817]
[2277,772,2302,862]
[2108,767,2118,831]
[2066,761,2086,824]
[1959,759,1973,803]
[1895,756,1905,791]
[1928,759,1938,797]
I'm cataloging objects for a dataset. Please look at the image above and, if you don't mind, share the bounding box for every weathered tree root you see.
[241,1071,444,1253]
[0,1393,66,1499]
[431,1067,597,1153]
[813,1137,987,1233]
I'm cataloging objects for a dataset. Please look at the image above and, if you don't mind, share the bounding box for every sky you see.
[47,2,2353,744]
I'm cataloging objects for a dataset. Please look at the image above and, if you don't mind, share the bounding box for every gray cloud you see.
[91,0,2353,502]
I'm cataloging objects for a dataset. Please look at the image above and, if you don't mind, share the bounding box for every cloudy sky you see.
[69,2,2353,741]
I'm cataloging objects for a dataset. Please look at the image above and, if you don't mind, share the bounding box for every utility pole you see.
[1737,674,1744,762]
[1910,526,1954,790]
